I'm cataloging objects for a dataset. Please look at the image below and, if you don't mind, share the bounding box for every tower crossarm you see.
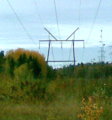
[66,27,79,40]
[44,28,58,40]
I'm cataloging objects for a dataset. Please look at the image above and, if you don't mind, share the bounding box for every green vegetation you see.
[0,48,112,120]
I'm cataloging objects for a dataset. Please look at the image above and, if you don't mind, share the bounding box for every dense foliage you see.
[58,62,112,79]
[3,48,47,79]
[0,49,112,120]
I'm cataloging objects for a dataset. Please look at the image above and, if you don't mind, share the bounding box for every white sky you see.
[0,0,112,65]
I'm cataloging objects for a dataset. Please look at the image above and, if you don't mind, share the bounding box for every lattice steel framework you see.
[39,28,84,66]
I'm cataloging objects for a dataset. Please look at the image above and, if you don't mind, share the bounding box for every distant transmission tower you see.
[98,30,105,62]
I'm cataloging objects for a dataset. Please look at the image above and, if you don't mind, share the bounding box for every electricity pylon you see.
[99,30,105,63]
[39,28,84,67]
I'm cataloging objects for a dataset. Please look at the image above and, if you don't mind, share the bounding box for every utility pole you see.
[99,30,105,63]
[39,28,84,67]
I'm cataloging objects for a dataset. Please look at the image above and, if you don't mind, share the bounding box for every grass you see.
[0,76,112,120]
[0,97,80,120]
[1,49,112,119]
[0,93,112,120]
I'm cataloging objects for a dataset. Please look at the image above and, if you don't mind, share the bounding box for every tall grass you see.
[0,75,112,119]
[0,49,112,119]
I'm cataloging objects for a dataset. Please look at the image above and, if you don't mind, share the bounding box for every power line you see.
[83,0,102,63]
[33,0,47,51]
[53,0,64,66]
[81,48,85,63]
[68,42,72,61]
[7,0,37,45]
[86,0,102,44]
[33,0,44,28]
[51,43,56,67]
[53,0,61,39]
[79,0,85,63]
[79,0,82,27]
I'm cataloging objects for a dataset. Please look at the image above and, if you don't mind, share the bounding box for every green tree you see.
[8,57,15,77]
[28,57,41,78]
[17,53,27,67]
[0,51,5,72]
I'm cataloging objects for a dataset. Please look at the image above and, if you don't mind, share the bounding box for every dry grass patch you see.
[0,98,80,120]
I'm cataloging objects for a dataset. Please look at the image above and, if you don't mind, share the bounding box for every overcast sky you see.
[0,0,112,65]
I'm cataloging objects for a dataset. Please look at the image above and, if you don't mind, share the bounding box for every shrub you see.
[78,97,103,120]
[5,48,47,79]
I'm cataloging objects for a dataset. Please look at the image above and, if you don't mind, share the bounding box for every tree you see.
[0,51,5,72]
[8,57,15,77]
[17,53,27,67]
[28,57,41,78]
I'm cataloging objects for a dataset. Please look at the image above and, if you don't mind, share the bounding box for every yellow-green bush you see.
[78,97,103,120]
[14,63,33,81]
[5,48,47,79]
